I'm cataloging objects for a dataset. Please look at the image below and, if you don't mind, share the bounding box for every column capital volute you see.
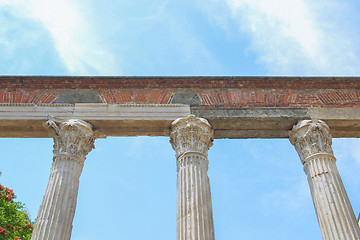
[170,115,214,159]
[46,117,95,164]
[289,119,333,164]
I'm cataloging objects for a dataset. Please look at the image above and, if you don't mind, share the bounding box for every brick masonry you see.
[0,76,359,108]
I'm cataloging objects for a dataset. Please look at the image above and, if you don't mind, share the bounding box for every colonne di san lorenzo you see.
[1,77,360,240]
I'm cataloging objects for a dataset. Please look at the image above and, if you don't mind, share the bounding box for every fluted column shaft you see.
[32,119,95,240]
[290,120,360,240]
[170,115,215,240]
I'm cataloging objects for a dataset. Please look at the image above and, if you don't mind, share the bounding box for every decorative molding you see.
[289,119,333,163]
[170,115,214,159]
[47,118,95,165]
[0,103,190,120]
[0,104,360,138]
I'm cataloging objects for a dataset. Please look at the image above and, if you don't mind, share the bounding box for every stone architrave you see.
[31,119,95,240]
[170,115,215,240]
[290,120,360,240]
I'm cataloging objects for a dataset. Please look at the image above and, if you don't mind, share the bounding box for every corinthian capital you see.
[170,115,214,158]
[47,118,95,164]
[289,119,333,163]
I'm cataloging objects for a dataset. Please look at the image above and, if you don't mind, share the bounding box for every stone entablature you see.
[0,104,190,138]
[0,77,359,139]
[0,103,360,138]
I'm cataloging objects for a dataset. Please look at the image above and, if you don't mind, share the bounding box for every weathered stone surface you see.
[0,76,359,138]
[52,89,103,104]
[170,115,215,240]
[290,120,333,163]
[193,107,360,138]
[290,120,360,240]
[0,104,360,138]
[0,104,190,138]
[31,119,94,240]
[169,92,201,105]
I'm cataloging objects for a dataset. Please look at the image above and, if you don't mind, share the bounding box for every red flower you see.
[24,222,33,228]
[5,195,13,201]
[0,226,7,235]
[5,187,13,195]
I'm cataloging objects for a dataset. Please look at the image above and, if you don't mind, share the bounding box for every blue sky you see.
[1,0,360,239]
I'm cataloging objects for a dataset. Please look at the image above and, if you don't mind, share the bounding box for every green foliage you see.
[0,179,33,240]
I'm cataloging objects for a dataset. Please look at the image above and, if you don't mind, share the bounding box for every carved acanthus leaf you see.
[289,119,333,163]
[170,115,214,158]
[47,118,95,164]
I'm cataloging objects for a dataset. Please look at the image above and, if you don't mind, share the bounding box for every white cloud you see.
[0,0,120,75]
[199,0,360,75]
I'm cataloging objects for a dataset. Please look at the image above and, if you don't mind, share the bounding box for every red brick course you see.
[99,89,172,104]
[0,76,359,108]
[0,90,59,104]
[195,89,360,107]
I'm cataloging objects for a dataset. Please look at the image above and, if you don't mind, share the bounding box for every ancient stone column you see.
[170,115,215,240]
[31,119,95,240]
[290,119,360,240]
